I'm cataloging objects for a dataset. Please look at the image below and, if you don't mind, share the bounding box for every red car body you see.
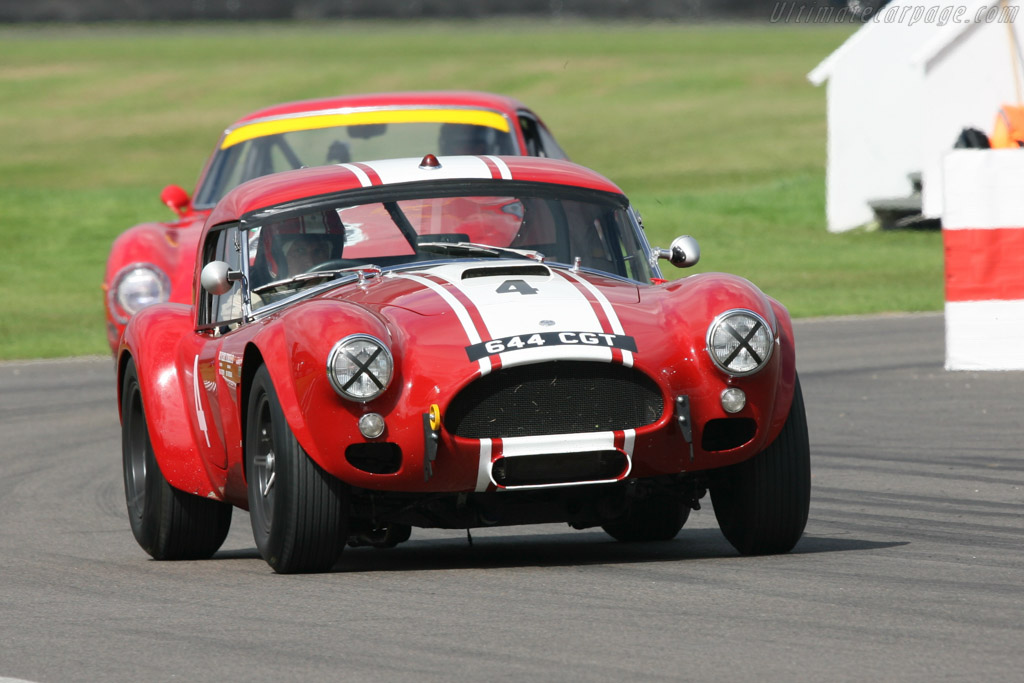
[118,155,810,573]
[103,91,568,354]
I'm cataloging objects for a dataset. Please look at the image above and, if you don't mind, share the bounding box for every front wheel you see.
[710,374,811,555]
[121,358,232,560]
[246,365,348,573]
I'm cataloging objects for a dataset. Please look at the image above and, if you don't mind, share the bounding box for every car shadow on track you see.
[210,529,907,573]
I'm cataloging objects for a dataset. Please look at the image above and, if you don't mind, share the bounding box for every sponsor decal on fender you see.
[218,351,243,387]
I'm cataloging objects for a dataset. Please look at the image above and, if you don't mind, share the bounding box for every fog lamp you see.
[720,388,747,414]
[358,413,386,439]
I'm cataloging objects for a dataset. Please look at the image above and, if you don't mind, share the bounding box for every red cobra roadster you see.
[117,154,810,573]
[103,91,568,354]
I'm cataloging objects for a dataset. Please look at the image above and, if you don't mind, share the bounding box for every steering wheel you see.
[306,259,363,273]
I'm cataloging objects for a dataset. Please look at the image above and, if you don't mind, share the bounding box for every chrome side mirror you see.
[200,260,241,296]
[656,235,700,268]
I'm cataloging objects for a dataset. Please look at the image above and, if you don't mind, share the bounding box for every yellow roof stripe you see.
[221,108,511,149]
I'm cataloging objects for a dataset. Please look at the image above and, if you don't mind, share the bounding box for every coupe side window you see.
[518,114,569,160]
[198,225,244,330]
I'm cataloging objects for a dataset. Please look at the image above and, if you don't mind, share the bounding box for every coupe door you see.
[190,224,248,472]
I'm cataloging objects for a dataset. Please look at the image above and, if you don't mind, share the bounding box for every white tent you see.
[809,0,1024,232]
[917,8,1024,218]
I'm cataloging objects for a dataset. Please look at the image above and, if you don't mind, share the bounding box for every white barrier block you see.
[944,300,1024,371]
[943,149,1024,229]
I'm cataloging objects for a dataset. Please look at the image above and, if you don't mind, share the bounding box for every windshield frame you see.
[233,180,656,319]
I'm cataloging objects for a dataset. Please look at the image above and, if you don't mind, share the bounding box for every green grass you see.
[0,21,943,359]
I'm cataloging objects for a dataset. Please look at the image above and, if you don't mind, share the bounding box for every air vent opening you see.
[701,418,757,452]
[492,451,627,487]
[462,265,550,279]
[345,443,402,474]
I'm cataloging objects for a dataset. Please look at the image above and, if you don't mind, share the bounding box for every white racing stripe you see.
[423,263,627,368]
[475,439,493,492]
[397,272,492,374]
[500,432,624,456]
[358,156,497,185]
[560,269,634,367]
[339,162,373,187]
[483,155,512,179]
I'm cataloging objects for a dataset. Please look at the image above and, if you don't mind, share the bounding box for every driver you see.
[280,234,334,276]
[258,211,346,281]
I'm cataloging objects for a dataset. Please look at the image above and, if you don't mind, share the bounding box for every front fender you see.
[766,295,797,442]
[104,219,203,353]
[117,303,216,498]
[659,272,797,451]
[249,300,395,476]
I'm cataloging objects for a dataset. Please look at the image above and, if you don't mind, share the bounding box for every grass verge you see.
[0,21,942,359]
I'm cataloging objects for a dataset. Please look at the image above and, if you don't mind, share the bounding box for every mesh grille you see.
[445,361,664,439]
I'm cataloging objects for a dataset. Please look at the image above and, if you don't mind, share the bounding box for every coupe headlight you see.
[707,309,773,376]
[110,264,171,323]
[327,334,393,402]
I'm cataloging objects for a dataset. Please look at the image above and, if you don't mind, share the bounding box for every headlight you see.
[706,309,773,376]
[327,334,393,402]
[110,264,171,323]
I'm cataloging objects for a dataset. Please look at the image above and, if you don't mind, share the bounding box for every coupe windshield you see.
[195,118,517,208]
[243,185,652,305]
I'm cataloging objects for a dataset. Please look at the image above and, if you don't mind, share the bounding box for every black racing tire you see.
[121,358,232,560]
[710,374,811,556]
[602,494,690,542]
[246,365,348,573]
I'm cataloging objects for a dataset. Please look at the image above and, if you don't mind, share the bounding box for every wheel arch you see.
[118,305,219,498]
[242,301,391,473]
[764,296,798,445]
[239,341,267,481]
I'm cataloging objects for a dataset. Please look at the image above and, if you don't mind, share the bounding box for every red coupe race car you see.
[117,154,810,574]
[103,91,568,354]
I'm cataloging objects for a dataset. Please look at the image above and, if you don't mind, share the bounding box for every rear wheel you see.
[246,365,348,573]
[121,358,232,560]
[711,374,811,555]
[602,494,690,542]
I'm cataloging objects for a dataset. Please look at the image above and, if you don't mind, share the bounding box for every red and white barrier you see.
[942,149,1024,371]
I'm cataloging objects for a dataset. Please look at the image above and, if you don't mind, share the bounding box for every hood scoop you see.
[461,264,550,280]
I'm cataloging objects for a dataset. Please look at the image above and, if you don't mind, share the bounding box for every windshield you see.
[243,186,652,307]
[195,118,517,208]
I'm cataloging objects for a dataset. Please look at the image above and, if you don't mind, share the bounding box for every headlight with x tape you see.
[706,309,774,377]
[327,334,394,402]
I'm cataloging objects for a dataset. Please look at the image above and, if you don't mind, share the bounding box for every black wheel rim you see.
[124,383,148,522]
[251,393,277,534]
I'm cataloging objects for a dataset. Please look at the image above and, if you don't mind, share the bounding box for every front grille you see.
[445,361,664,439]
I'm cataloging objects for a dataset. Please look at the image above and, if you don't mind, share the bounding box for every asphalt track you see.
[0,313,1021,682]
